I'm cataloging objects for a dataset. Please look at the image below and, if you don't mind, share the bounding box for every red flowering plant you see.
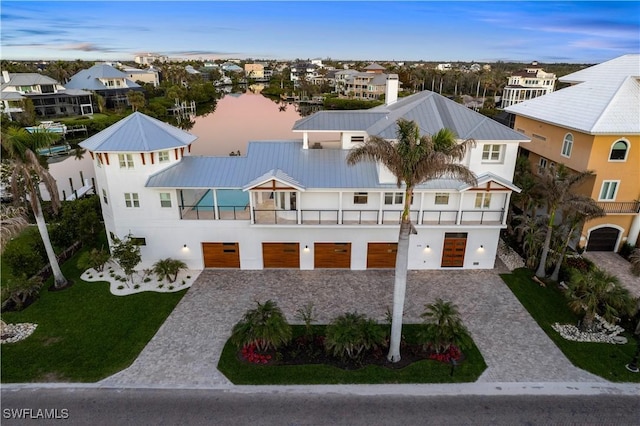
[428,345,462,363]
[241,342,273,364]
[416,299,472,360]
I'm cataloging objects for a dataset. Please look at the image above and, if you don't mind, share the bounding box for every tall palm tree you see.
[1,128,69,289]
[347,119,476,362]
[532,164,595,278]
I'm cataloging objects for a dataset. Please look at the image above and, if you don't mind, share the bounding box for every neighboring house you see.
[134,53,168,65]
[506,54,640,251]
[80,81,527,271]
[436,63,452,71]
[220,62,243,73]
[0,71,93,119]
[244,63,265,80]
[338,63,398,101]
[66,63,142,108]
[500,66,557,109]
[290,62,320,84]
[122,67,160,87]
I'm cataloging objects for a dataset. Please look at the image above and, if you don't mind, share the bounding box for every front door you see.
[441,233,467,267]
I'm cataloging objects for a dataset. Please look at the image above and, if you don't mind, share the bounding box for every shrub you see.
[630,249,640,277]
[417,299,472,354]
[3,239,46,278]
[294,302,316,339]
[1,274,44,311]
[133,284,140,289]
[618,242,636,260]
[230,300,292,352]
[110,234,141,282]
[324,312,385,361]
[77,247,110,273]
[117,285,124,290]
[152,258,187,283]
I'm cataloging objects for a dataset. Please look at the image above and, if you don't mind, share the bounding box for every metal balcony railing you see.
[596,201,640,214]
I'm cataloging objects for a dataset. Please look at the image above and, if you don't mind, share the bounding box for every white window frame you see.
[102,189,108,205]
[481,144,503,162]
[474,193,492,209]
[561,133,573,158]
[353,192,368,205]
[118,154,134,169]
[159,192,172,208]
[598,181,619,201]
[609,139,629,162]
[158,151,170,163]
[538,157,547,171]
[124,192,140,208]
[434,193,449,205]
[384,192,404,205]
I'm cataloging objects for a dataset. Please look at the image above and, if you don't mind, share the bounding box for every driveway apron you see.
[100,268,603,387]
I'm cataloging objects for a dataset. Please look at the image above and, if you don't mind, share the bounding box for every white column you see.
[249,191,255,224]
[628,213,640,246]
[503,192,512,225]
[378,191,384,224]
[302,132,309,149]
[212,189,219,220]
[418,192,424,225]
[457,192,464,225]
[296,191,301,224]
[338,191,343,225]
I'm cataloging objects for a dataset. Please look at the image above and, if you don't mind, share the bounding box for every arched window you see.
[561,133,573,157]
[609,140,628,161]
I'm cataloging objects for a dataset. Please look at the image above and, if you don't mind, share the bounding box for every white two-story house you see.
[65,63,142,109]
[80,80,528,271]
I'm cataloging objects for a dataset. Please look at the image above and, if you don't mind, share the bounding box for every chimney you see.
[385,74,398,105]
[2,70,10,83]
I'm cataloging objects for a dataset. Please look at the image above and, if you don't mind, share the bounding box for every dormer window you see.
[609,140,628,161]
[158,151,170,163]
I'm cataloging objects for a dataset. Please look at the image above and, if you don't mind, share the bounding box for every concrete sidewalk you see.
[100,267,604,388]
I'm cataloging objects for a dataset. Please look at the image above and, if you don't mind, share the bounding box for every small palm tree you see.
[630,249,640,277]
[152,258,187,283]
[324,312,386,361]
[347,119,476,363]
[565,268,635,331]
[1,274,44,311]
[1,127,69,289]
[230,300,292,352]
[417,299,472,354]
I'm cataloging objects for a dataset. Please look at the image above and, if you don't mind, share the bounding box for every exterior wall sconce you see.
[183,244,188,250]
[304,245,310,252]
[478,245,484,251]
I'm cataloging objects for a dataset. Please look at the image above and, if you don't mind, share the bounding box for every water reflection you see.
[47,91,306,198]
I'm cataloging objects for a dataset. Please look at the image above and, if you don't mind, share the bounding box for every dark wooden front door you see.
[202,242,240,268]
[314,243,351,268]
[262,243,300,268]
[441,233,467,267]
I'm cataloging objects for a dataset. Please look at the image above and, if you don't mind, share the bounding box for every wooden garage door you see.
[441,233,467,267]
[586,227,619,252]
[315,243,351,268]
[263,243,300,268]
[202,242,240,268]
[367,243,398,268]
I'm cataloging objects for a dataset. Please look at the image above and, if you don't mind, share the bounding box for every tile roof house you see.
[1,71,93,120]
[66,63,142,108]
[506,54,640,251]
[81,86,528,271]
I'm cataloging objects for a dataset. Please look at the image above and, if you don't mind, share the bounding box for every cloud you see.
[59,43,117,52]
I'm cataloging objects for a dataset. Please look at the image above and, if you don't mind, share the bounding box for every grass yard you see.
[1,244,186,383]
[501,268,640,383]
[218,324,487,385]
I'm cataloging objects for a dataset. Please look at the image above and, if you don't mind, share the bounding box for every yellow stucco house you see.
[506,54,640,252]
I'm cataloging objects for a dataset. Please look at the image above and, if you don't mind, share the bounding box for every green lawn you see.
[501,268,640,383]
[218,324,487,385]
[1,244,186,383]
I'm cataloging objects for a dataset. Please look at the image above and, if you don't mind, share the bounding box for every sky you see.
[1,1,638,64]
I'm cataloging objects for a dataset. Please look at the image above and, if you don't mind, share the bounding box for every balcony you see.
[596,201,640,214]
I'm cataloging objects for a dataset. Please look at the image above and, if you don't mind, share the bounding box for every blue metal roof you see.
[145,141,511,192]
[293,90,528,142]
[79,112,197,152]
[65,64,141,91]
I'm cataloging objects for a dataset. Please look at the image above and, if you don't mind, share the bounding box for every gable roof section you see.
[506,57,640,135]
[293,90,528,142]
[79,112,197,152]
[243,169,306,191]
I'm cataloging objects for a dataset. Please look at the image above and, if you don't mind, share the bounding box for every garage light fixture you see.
[304,245,310,252]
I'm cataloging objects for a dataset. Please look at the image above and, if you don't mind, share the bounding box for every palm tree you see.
[0,205,28,252]
[324,312,385,361]
[565,268,635,331]
[1,128,69,289]
[532,164,595,278]
[347,119,476,362]
[630,249,640,276]
[417,298,473,353]
[548,205,605,282]
[230,300,292,352]
[153,258,187,283]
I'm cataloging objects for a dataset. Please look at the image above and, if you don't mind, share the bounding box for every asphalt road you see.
[2,388,638,425]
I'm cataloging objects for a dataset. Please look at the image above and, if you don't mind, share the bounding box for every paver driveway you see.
[101,267,603,387]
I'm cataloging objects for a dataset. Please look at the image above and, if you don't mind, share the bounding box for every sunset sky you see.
[2,1,638,63]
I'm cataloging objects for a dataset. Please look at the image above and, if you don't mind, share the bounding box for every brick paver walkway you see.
[584,252,640,299]
[100,266,603,387]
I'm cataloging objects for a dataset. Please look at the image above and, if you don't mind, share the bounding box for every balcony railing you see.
[596,201,640,214]
[179,205,250,220]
